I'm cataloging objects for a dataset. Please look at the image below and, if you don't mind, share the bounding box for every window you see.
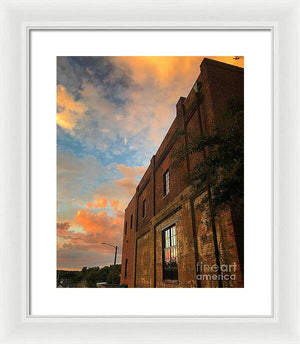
[142,199,146,218]
[163,170,170,196]
[130,214,133,229]
[162,225,178,280]
[124,259,128,278]
[124,222,127,235]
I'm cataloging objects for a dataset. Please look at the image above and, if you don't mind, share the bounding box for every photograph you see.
[56,56,244,288]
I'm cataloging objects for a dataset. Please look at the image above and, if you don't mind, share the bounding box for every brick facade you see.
[121,58,244,288]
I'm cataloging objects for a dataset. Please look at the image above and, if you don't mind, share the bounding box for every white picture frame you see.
[0,0,299,343]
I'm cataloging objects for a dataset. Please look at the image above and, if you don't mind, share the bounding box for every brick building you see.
[120,58,244,288]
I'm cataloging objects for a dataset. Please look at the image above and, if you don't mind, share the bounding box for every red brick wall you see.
[186,110,203,172]
[135,231,151,287]
[194,193,243,287]
[154,116,188,215]
[205,60,244,121]
[201,59,244,134]
[155,119,178,162]
[137,181,152,230]
[120,195,136,287]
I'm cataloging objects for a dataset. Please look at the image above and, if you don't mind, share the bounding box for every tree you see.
[172,99,244,277]
[107,264,121,286]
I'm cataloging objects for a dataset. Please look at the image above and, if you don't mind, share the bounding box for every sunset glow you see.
[57,56,244,270]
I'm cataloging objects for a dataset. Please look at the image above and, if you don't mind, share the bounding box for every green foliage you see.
[107,264,121,285]
[172,99,244,209]
[57,264,121,288]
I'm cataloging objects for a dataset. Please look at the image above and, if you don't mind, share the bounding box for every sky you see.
[57,56,244,270]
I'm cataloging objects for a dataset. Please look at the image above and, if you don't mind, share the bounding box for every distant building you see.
[120,58,244,288]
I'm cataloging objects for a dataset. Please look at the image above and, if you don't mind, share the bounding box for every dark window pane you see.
[142,199,146,218]
[124,259,128,278]
[163,170,170,196]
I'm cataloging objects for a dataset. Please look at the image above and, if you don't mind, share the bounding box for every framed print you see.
[0,0,300,343]
[30,31,271,317]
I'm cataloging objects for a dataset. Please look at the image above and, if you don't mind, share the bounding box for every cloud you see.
[114,164,146,197]
[57,222,71,236]
[116,164,146,178]
[112,56,244,145]
[75,208,122,237]
[57,85,87,130]
[92,182,129,212]
[57,151,105,203]
[57,206,124,268]
[57,56,244,152]
[57,248,121,270]
[104,57,203,147]
[114,56,201,86]
[56,160,144,268]
[57,151,110,224]
[110,200,119,211]
[114,177,137,196]
[86,164,146,214]
[86,198,108,209]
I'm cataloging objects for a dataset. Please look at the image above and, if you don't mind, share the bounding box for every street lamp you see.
[101,242,118,286]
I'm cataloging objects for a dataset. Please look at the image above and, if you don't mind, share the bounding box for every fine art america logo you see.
[196,262,237,281]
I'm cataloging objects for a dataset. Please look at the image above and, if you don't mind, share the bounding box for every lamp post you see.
[101,242,118,286]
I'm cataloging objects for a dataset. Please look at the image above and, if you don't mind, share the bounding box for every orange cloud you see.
[57,207,124,263]
[117,56,243,85]
[75,208,123,238]
[86,198,108,209]
[112,57,244,146]
[57,84,87,130]
[116,56,201,86]
[57,222,71,236]
[116,164,146,178]
[110,200,119,211]
[114,177,137,196]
